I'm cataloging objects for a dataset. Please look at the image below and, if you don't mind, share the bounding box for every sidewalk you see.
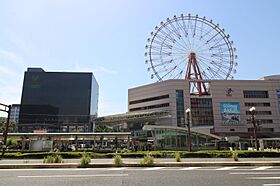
[1,158,280,168]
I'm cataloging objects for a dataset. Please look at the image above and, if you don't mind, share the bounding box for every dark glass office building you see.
[19,68,99,133]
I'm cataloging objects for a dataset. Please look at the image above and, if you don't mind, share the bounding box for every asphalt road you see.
[1,166,280,186]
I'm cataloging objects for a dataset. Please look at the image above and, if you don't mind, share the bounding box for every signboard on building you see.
[220,102,240,125]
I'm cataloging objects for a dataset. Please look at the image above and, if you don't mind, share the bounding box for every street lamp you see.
[0,103,11,158]
[249,107,259,150]
[185,108,192,152]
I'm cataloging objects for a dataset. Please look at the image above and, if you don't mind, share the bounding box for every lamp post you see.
[249,107,259,151]
[185,108,192,152]
[0,103,11,158]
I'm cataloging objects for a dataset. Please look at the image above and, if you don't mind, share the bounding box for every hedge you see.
[1,150,280,159]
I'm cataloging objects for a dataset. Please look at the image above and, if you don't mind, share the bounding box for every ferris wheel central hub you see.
[189,52,196,58]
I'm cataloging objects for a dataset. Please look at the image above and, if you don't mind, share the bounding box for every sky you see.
[0,0,280,117]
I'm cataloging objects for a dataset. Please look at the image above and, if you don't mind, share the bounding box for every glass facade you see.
[244,102,271,107]
[146,127,217,150]
[190,98,214,126]
[243,90,269,98]
[129,103,169,112]
[277,90,280,113]
[129,94,169,105]
[176,90,185,127]
[19,68,98,133]
[245,111,272,115]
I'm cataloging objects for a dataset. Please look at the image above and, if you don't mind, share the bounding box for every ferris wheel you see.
[145,14,237,95]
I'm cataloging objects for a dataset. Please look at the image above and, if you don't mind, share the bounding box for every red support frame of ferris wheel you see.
[185,52,208,96]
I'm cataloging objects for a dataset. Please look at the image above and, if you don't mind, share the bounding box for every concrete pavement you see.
[1,158,280,168]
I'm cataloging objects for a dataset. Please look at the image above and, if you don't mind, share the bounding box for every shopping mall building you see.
[128,75,280,139]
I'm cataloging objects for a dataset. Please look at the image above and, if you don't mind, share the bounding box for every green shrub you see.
[79,153,91,168]
[140,154,154,166]
[43,154,64,163]
[175,152,181,162]
[232,151,239,161]
[114,154,123,167]
[43,156,53,163]
[6,138,18,148]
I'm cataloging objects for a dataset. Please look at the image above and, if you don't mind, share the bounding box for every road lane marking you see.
[247,177,280,180]
[108,168,126,170]
[180,167,201,170]
[230,172,280,175]
[18,174,128,178]
[252,166,273,170]
[216,167,237,170]
[144,167,165,170]
[263,184,280,186]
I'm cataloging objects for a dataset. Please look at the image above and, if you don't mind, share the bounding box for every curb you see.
[1,162,280,169]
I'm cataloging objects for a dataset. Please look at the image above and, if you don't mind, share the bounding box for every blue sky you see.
[0,0,279,117]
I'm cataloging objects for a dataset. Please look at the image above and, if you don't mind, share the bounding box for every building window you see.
[190,98,214,127]
[176,90,185,127]
[243,90,269,98]
[244,102,271,107]
[129,94,169,105]
[247,119,273,124]
[277,90,280,113]
[129,103,170,112]
[245,111,272,115]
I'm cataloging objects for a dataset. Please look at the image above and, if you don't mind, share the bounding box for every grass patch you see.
[78,152,91,168]
[175,152,181,162]
[43,154,64,163]
[114,154,123,167]
[140,154,154,166]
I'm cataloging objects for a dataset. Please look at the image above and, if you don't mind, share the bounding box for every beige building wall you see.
[128,78,280,137]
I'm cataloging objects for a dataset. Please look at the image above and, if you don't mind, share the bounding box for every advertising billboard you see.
[220,102,240,125]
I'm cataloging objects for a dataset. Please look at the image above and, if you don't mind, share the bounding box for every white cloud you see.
[0,49,25,117]
[0,48,25,66]
[70,63,117,75]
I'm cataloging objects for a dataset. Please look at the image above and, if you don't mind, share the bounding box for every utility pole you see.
[0,103,11,158]
[185,108,192,152]
[249,107,259,151]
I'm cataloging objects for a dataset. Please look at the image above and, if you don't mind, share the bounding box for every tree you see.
[0,117,18,133]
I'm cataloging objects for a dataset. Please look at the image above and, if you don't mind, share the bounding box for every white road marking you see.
[144,167,165,170]
[180,167,201,170]
[108,168,126,170]
[0,168,87,171]
[252,166,273,170]
[247,177,280,180]
[216,167,237,170]
[18,174,128,178]
[230,172,280,175]
[263,184,280,186]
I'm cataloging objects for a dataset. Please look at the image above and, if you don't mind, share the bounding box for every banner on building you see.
[220,102,240,125]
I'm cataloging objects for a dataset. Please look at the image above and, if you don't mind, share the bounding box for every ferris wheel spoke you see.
[207,37,226,49]
[210,60,231,71]
[169,20,182,39]
[199,19,205,40]
[157,28,177,44]
[160,66,178,80]
[175,22,193,52]
[193,16,198,37]
[209,42,229,50]
[155,32,176,45]
[159,27,190,51]
[206,61,229,78]
[197,54,231,70]
[160,24,182,42]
